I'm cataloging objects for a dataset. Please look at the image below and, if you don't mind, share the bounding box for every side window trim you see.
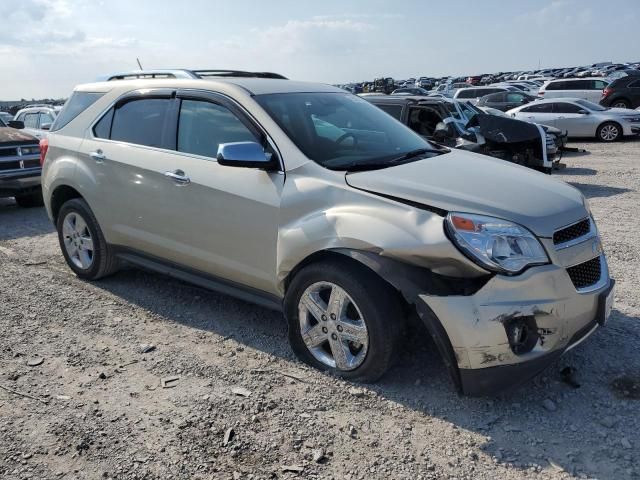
[89,88,175,150]
[175,89,283,171]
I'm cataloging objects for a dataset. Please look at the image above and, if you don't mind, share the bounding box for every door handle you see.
[89,150,106,162]
[164,169,191,185]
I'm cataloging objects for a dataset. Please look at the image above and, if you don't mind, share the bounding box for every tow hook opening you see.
[505,316,539,354]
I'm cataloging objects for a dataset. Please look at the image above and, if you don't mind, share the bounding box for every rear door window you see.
[521,103,553,113]
[545,81,565,91]
[110,98,171,148]
[552,103,583,114]
[177,99,258,158]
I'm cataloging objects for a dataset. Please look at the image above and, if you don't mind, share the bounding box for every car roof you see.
[519,97,584,105]
[76,78,345,96]
[367,95,454,105]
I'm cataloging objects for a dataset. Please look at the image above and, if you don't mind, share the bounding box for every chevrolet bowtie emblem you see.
[19,159,24,169]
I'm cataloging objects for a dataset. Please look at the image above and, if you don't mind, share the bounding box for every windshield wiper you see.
[338,148,445,172]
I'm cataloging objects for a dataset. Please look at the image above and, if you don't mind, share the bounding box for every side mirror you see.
[217,141,275,169]
[578,109,590,115]
[8,120,24,129]
[41,123,52,131]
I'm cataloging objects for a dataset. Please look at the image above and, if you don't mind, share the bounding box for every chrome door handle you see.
[164,169,190,185]
[89,150,106,162]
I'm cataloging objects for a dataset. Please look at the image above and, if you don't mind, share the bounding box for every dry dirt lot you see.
[1,139,639,480]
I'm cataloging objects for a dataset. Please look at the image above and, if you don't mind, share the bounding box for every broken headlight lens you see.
[445,212,549,274]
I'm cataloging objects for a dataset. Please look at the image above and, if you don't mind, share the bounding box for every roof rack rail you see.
[191,70,288,79]
[103,69,288,81]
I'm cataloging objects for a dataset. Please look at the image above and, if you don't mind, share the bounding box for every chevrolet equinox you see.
[41,70,615,395]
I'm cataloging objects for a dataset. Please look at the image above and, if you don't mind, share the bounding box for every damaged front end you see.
[459,113,555,173]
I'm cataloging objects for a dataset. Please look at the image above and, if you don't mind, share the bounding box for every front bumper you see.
[417,253,613,396]
[0,168,42,197]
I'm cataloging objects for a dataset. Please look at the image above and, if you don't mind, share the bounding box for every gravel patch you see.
[1,138,639,479]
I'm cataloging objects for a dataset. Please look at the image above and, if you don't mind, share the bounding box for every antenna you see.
[136,58,143,70]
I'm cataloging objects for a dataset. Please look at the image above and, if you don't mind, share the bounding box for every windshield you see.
[255,92,445,171]
[575,99,607,112]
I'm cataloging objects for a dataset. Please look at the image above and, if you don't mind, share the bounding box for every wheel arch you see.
[597,120,623,141]
[51,184,84,223]
[283,248,492,393]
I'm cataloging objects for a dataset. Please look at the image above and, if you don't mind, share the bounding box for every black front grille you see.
[554,219,590,245]
[567,257,601,289]
[0,148,18,158]
[22,159,40,168]
[0,161,20,171]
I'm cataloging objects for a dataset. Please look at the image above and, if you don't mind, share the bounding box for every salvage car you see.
[368,95,557,172]
[508,98,640,141]
[42,70,614,395]
[0,117,43,207]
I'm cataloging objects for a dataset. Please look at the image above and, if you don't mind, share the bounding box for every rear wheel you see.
[611,99,630,109]
[15,191,44,208]
[56,198,119,280]
[284,260,403,383]
[597,122,621,142]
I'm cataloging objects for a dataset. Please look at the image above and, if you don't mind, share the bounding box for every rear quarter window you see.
[51,92,104,132]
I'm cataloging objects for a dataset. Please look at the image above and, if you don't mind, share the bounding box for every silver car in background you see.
[507,98,640,141]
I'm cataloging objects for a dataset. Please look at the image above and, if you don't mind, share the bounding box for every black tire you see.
[14,191,44,208]
[611,99,630,109]
[56,198,119,280]
[596,122,621,142]
[284,260,404,383]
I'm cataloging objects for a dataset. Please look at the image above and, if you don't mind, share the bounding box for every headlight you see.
[623,116,640,123]
[445,212,549,274]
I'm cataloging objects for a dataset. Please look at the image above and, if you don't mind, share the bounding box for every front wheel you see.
[284,260,404,383]
[56,198,119,280]
[597,122,621,142]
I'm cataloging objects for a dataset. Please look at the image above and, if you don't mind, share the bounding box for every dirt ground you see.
[1,138,639,480]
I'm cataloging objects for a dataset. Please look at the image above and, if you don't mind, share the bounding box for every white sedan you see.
[507,98,640,141]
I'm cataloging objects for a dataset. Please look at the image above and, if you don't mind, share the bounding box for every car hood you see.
[607,107,639,116]
[345,150,587,238]
[0,127,39,146]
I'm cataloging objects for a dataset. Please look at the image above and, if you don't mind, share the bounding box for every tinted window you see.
[506,93,525,102]
[51,92,104,132]
[93,108,114,139]
[484,93,504,102]
[521,103,553,113]
[593,80,608,90]
[456,89,476,98]
[545,81,562,91]
[111,98,170,147]
[23,113,39,129]
[177,100,258,158]
[552,103,583,114]
[376,104,404,120]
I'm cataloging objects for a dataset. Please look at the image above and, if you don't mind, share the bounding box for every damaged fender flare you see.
[328,249,491,393]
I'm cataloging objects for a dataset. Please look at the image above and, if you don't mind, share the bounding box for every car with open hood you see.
[366,95,558,173]
[41,69,614,396]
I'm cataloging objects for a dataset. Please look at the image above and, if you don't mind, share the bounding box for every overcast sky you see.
[1,0,638,99]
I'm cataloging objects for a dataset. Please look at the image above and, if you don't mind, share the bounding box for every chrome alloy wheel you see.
[600,124,619,141]
[298,281,369,370]
[62,212,94,269]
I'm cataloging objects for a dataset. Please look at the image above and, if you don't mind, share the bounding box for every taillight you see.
[602,87,613,98]
[39,138,49,166]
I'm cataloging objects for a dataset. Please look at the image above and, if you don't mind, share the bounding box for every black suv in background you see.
[600,76,640,109]
[0,117,43,207]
